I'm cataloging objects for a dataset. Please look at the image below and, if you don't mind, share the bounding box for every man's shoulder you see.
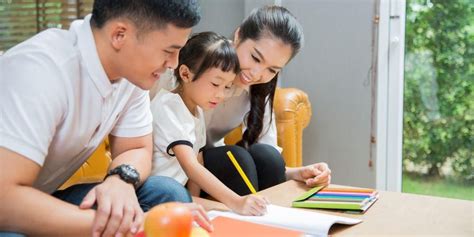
[4,28,79,67]
[1,28,83,89]
[0,29,84,111]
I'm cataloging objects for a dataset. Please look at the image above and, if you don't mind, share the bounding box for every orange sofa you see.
[60,87,312,189]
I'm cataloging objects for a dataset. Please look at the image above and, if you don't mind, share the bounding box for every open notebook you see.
[210,216,304,237]
[207,204,361,237]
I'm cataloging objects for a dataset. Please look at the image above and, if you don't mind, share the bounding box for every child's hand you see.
[231,195,269,216]
[182,203,214,232]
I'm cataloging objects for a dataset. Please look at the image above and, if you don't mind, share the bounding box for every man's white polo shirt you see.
[0,15,152,193]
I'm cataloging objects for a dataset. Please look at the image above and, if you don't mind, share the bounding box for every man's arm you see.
[108,133,153,183]
[79,133,153,237]
[0,147,95,236]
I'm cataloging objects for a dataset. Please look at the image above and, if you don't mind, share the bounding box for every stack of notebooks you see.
[292,186,379,213]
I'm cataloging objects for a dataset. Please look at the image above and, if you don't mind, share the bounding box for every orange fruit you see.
[144,202,193,237]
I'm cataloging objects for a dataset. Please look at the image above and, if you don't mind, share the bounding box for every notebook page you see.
[207,204,361,236]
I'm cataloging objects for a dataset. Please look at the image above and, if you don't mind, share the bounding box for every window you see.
[0,0,93,52]
[402,0,473,200]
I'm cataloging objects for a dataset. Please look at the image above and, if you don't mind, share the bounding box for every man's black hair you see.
[91,0,201,31]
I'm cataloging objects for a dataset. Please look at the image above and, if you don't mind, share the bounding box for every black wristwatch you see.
[105,164,140,188]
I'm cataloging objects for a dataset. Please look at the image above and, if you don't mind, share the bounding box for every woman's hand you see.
[287,162,331,187]
[230,195,269,216]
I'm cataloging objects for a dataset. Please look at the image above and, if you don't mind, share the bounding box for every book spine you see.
[314,193,373,198]
[292,201,362,210]
[308,197,366,202]
[312,194,368,198]
[322,187,375,193]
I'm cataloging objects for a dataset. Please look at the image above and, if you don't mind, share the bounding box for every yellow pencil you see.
[226,151,257,194]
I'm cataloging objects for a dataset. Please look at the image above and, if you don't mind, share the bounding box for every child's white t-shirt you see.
[151,89,206,184]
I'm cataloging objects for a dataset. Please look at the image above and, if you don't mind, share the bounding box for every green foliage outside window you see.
[404,0,473,183]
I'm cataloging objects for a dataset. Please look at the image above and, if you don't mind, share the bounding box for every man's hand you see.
[80,175,143,237]
[289,162,331,187]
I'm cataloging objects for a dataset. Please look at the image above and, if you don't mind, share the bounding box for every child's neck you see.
[175,87,198,116]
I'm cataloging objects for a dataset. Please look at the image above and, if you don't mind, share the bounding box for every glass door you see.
[402,0,473,200]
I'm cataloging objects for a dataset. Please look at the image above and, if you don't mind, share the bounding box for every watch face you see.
[122,165,139,180]
[118,165,140,185]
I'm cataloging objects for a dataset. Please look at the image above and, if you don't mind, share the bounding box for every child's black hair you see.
[175,31,240,82]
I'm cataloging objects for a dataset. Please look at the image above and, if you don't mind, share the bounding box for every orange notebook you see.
[210,216,304,237]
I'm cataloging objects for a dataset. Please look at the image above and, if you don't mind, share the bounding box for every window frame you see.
[375,0,406,192]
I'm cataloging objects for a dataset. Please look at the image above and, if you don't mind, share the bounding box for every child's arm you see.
[186,152,205,196]
[173,145,268,216]
[186,179,201,196]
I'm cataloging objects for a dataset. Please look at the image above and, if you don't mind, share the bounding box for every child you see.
[151,32,268,216]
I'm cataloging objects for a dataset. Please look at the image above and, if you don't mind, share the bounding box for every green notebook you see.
[292,186,378,213]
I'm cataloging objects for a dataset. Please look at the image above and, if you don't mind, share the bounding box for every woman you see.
[201,5,331,196]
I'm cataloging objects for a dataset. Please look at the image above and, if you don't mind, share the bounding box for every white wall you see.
[194,0,245,37]
[280,0,377,188]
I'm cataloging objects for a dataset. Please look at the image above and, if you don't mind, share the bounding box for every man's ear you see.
[109,21,130,51]
[233,27,240,45]
[179,64,194,83]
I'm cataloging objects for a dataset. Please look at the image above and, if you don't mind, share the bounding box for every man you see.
[0,0,211,236]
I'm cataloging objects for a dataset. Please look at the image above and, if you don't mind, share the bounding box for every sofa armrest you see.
[59,140,111,190]
[274,87,312,167]
[224,87,312,167]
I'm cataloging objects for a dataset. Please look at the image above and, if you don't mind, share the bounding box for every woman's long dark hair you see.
[236,5,304,148]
